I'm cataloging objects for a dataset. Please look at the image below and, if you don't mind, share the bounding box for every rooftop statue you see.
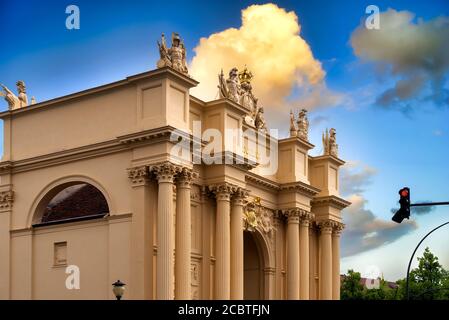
[289,110,297,137]
[218,67,240,104]
[296,109,309,141]
[157,32,189,75]
[218,66,267,132]
[322,128,338,157]
[1,81,32,110]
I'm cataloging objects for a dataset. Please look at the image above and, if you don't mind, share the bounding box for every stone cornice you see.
[309,154,345,166]
[245,173,280,191]
[1,126,200,175]
[278,136,315,150]
[1,138,126,174]
[279,181,321,198]
[311,195,351,210]
[205,151,258,171]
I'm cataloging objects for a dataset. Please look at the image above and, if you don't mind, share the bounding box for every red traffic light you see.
[400,189,409,197]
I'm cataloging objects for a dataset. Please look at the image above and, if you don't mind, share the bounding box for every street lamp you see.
[112,280,126,300]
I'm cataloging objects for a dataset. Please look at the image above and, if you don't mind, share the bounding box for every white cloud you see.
[350,9,449,111]
[189,3,344,130]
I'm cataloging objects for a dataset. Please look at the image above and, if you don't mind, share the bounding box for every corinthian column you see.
[286,209,300,300]
[175,168,195,300]
[211,183,234,300]
[299,212,312,300]
[319,220,333,300]
[332,223,344,300]
[230,188,247,300]
[152,163,179,300]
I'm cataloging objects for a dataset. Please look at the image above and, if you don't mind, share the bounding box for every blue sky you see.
[1,0,448,280]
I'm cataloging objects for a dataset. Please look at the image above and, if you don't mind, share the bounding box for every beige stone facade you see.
[0,65,349,300]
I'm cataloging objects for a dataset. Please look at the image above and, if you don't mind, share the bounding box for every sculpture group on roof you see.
[289,108,310,141]
[1,81,36,110]
[322,128,338,157]
[157,32,189,75]
[218,66,267,132]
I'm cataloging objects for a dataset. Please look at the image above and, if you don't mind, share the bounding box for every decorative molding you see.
[317,219,343,234]
[245,173,280,191]
[279,181,321,198]
[332,221,345,235]
[232,187,249,206]
[177,167,198,188]
[311,195,351,210]
[209,182,238,201]
[127,165,149,186]
[150,162,182,184]
[0,190,14,210]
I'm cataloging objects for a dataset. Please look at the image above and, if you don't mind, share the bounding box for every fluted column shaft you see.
[299,216,310,300]
[286,210,300,300]
[230,189,246,300]
[127,166,152,299]
[153,163,178,300]
[175,168,194,300]
[332,225,343,300]
[319,221,333,300]
[213,184,233,300]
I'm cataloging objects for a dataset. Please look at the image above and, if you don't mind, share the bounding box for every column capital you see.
[209,183,237,202]
[0,190,14,211]
[176,167,197,189]
[127,165,149,186]
[151,162,181,184]
[232,188,249,206]
[317,220,335,234]
[282,208,311,224]
[300,211,314,227]
[283,208,301,224]
[332,222,345,236]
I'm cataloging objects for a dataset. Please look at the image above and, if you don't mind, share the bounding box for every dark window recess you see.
[41,184,109,223]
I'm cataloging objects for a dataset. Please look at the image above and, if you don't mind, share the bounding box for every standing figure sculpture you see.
[217,66,268,132]
[238,67,257,115]
[1,81,31,110]
[322,128,338,157]
[255,107,267,133]
[156,32,188,75]
[289,110,297,137]
[296,109,309,141]
[218,68,241,104]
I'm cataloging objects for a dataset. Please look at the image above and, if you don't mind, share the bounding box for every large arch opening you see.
[32,182,109,226]
[244,231,265,300]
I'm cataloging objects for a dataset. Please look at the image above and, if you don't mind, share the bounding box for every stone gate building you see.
[0,33,349,300]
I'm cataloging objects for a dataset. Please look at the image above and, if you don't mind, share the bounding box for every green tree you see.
[341,269,364,300]
[397,247,448,300]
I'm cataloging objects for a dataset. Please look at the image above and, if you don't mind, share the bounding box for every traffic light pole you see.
[406,221,449,300]
[411,202,449,207]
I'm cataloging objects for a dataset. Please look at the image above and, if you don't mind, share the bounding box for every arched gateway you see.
[0,32,350,300]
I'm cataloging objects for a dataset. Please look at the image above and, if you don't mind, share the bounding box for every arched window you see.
[35,183,109,226]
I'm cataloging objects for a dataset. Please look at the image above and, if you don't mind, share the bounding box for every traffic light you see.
[392,187,410,223]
